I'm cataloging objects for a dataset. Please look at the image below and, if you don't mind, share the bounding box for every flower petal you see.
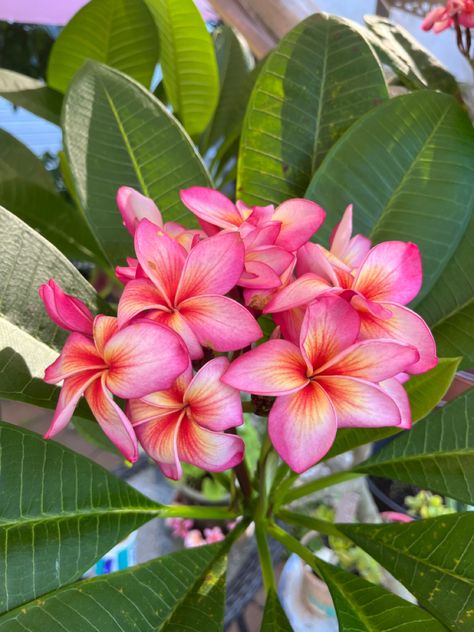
[179,295,262,352]
[353,241,422,304]
[318,339,419,382]
[117,278,169,329]
[380,378,412,430]
[358,302,437,374]
[317,376,401,428]
[104,321,189,398]
[141,365,192,411]
[93,315,119,356]
[247,245,294,276]
[116,186,162,235]
[296,242,342,285]
[264,273,334,314]
[273,308,305,345]
[300,296,360,371]
[269,382,337,473]
[134,219,186,306]
[44,370,99,438]
[86,376,139,462]
[180,187,242,229]
[39,279,93,335]
[148,308,203,360]
[175,232,245,301]
[272,199,326,251]
[177,416,244,472]
[115,257,139,284]
[185,357,242,431]
[44,333,105,383]
[222,339,307,395]
[329,204,353,258]
[239,260,281,289]
[133,409,182,479]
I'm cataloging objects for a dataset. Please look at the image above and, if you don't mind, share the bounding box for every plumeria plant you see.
[423,0,474,68]
[0,1,473,631]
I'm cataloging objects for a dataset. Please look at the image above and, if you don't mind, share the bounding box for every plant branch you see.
[233,459,253,499]
[267,522,323,578]
[255,521,276,592]
[159,504,238,521]
[276,508,341,537]
[282,471,362,505]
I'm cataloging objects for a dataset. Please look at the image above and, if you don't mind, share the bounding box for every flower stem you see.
[233,459,253,499]
[282,471,362,505]
[255,520,276,592]
[159,504,238,521]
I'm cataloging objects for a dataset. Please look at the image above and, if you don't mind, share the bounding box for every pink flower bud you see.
[39,279,94,336]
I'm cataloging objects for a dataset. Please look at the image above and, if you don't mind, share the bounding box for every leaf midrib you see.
[359,447,474,471]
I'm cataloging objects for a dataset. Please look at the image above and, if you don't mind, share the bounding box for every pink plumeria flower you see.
[327,205,372,269]
[267,240,437,374]
[223,296,418,473]
[128,357,244,480]
[117,221,262,359]
[422,0,474,32]
[184,529,206,548]
[115,257,139,285]
[44,315,189,462]
[380,512,414,523]
[39,279,94,336]
[204,527,225,543]
[166,517,194,538]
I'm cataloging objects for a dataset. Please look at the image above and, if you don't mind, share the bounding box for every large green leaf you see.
[0,129,55,191]
[339,513,474,630]
[260,590,292,631]
[306,91,474,299]
[63,61,211,267]
[47,0,159,93]
[237,13,388,206]
[0,543,226,630]
[365,16,461,98]
[146,0,219,137]
[0,69,63,125]
[357,389,474,504]
[324,357,460,461]
[417,213,474,369]
[314,556,446,631]
[0,422,161,614]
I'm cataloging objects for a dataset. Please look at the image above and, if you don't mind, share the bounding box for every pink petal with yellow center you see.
[317,376,401,428]
[272,199,326,251]
[300,296,360,371]
[349,293,393,320]
[44,370,99,438]
[380,378,412,429]
[179,295,262,352]
[44,333,105,383]
[149,309,203,360]
[222,339,308,395]
[185,357,242,431]
[353,241,422,304]
[269,381,337,473]
[175,232,245,301]
[296,243,342,285]
[134,219,186,305]
[133,409,182,477]
[117,278,169,328]
[141,365,192,410]
[358,302,437,374]
[86,376,139,462]
[116,187,162,235]
[93,315,119,356]
[318,339,419,382]
[180,187,242,229]
[104,321,189,398]
[264,273,334,314]
[39,279,93,335]
[177,416,244,473]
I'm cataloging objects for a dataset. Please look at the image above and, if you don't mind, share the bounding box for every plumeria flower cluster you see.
[40,186,437,478]
[422,1,474,65]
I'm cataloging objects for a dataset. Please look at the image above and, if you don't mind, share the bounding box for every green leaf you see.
[0,544,226,630]
[201,25,254,153]
[339,513,474,630]
[417,213,474,369]
[146,0,219,137]
[313,555,447,631]
[324,357,460,460]
[0,69,63,125]
[0,129,55,191]
[0,421,161,614]
[356,389,474,505]
[63,61,212,267]
[306,91,474,299]
[260,590,292,631]
[365,16,461,98]
[47,0,159,93]
[237,13,388,206]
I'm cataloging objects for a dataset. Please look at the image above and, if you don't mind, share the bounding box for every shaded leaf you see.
[306,91,474,299]
[0,129,55,191]
[339,513,474,630]
[260,589,292,631]
[357,389,474,505]
[238,13,388,206]
[0,543,226,631]
[63,61,211,267]
[0,422,160,614]
[47,0,159,93]
[324,357,460,460]
[146,0,219,137]
[0,69,62,125]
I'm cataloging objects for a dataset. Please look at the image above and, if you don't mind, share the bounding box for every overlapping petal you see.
[44,333,105,383]
[180,187,243,229]
[272,199,326,251]
[93,315,119,356]
[380,377,412,429]
[133,409,183,479]
[264,273,334,313]
[39,279,93,335]
[117,278,168,328]
[117,186,162,235]
[269,382,337,473]
[149,308,203,360]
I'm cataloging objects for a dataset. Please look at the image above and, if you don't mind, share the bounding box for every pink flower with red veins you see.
[39,279,94,336]
[43,315,189,462]
[117,220,262,359]
[179,187,324,290]
[128,357,244,480]
[223,296,419,473]
[267,237,437,374]
[422,0,474,32]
